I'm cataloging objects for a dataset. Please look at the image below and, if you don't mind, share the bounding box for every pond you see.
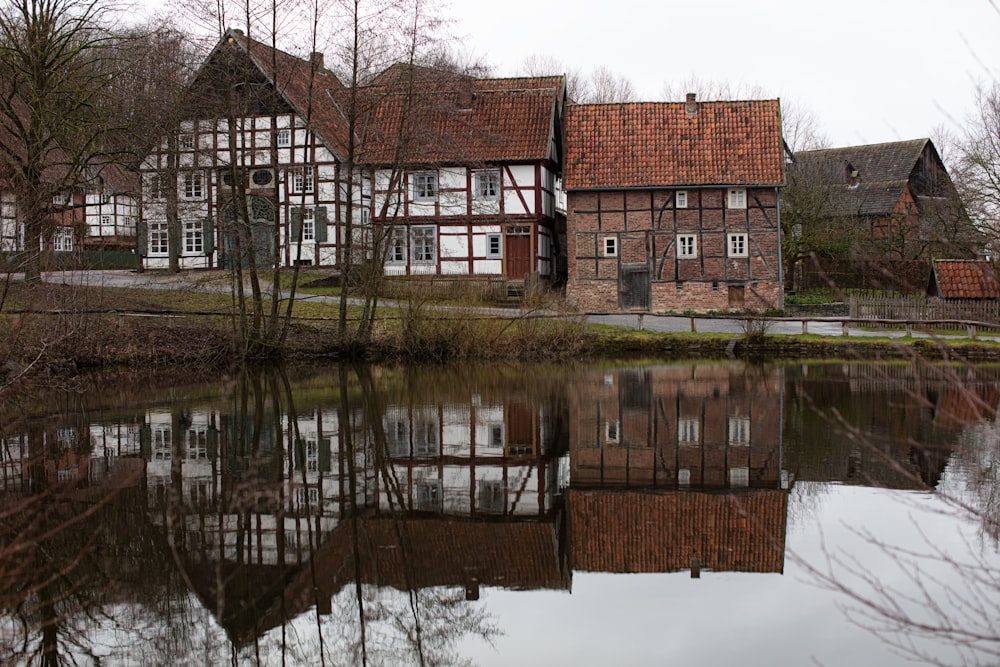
[1,361,999,666]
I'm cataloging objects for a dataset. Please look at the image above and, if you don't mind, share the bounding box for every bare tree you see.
[949,82,1000,257]
[0,0,119,282]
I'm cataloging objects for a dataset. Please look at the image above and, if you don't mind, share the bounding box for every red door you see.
[505,231,531,280]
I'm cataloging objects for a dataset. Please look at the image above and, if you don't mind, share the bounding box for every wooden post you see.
[906,323,912,337]
[638,313,644,331]
[842,321,849,336]
[690,317,697,333]
[968,325,977,340]
[802,320,808,335]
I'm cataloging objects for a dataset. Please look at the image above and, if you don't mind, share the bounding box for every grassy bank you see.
[3,282,1000,389]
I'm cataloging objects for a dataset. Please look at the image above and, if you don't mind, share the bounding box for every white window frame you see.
[388,227,407,264]
[728,233,748,258]
[677,234,697,258]
[728,416,751,446]
[52,227,73,252]
[678,469,691,486]
[302,208,315,242]
[727,188,746,209]
[183,220,203,254]
[413,172,438,202]
[676,190,688,208]
[474,169,500,200]
[182,172,204,200]
[149,221,169,255]
[605,420,620,444]
[411,225,436,264]
[276,128,291,147]
[486,233,502,258]
[603,236,618,257]
[291,167,314,194]
[148,175,165,201]
[179,133,194,150]
[678,418,700,446]
[729,466,750,488]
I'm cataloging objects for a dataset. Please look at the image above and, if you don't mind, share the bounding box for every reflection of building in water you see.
[566,365,790,575]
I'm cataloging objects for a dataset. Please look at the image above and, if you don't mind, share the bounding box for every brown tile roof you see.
[230,30,352,159]
[930,259,1000,299]
[360,67,562,165]
[791,139,929,217]
[563,99,785,190]
[568,489,787,574]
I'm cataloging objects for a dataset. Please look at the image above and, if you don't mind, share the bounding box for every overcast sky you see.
[451,0,1000,149]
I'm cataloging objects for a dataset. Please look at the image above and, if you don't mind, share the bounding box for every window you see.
[411,226,436,264]
[676,190,688,208]
[488,424,503,448]
[603,236,618,257]
[486,233,502,258]
[605,420,620,444]
[729,467,750,488]
[728,233,748,257]
[678,418,700,445]
[728,417,750,446]
[183,172,203,199]
[123,216,135,230]
[677,234,697,258]
[52,228,73,252]
[179,133,194,150]
[100,215,111,226]
[184,220,203,254]
[150,221,169,255]
[291,167,314,194]
[413,172,438,202]
[301,208,315,241]
[276,129,291,147]
[727,188,746,209]
[678,469,691,486]
[415,479,443,512]
[148,175,165,200]
[474,170,500,200]
[479,479,505,513]
[388,227,407,264]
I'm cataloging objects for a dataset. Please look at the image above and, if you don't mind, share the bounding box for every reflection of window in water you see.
[186,530,202,551]
[152,425,172,459]
[413,411,439,457]
[57,466,78,481]
[187,427,208,459]
[415,479,443,511]
[384,407,409,457]
[56,427,76,449]
[729,466,749,487]
[189,480,211,506]
[728,417,750,446]
[295,486,320,512]
[489,423,504,448]
[605,420,620,443]
[678,418,700,445]
[508,444,533,456]
[479,479,505,513]
[306,438,319,472]
[678,469,691,486]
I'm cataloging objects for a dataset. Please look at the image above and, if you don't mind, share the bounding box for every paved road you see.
[24,269,1000,342]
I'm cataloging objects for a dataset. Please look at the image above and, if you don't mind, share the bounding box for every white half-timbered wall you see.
[373,162,560,279]
[140,113,363,269]
[85,192,138,243]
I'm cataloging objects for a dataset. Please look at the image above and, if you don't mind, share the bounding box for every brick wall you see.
[567,187,783,312]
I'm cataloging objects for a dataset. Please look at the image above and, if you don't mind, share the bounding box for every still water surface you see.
[1,361,999,666]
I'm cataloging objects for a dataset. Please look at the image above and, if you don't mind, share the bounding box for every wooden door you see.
[620,266,650,310]
[505,227,531,279]
[728,285,745,309]
[505,401,536,456]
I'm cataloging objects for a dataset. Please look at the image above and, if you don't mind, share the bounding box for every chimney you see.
[685,92,698,115]
[310,51,324,70]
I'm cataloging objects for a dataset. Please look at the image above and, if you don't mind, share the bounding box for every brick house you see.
[563,95,786,313]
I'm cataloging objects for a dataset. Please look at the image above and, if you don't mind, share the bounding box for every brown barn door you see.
[505,401,536,456]
[728,285,745,309]
[620,265,650,310]
[505,226,531,280]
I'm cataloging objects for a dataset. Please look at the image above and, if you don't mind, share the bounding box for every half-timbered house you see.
[139,29,352,270]
[363,67,565,283]
[563,95,786,313]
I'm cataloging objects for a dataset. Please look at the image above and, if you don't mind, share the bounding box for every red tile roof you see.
[568,489,787,574]
[931,260,999,299]
[564,100,785,190]
[360,69,562,165]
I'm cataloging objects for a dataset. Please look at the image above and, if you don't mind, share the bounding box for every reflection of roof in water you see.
[178,513,567,648]
[568,489,787,574]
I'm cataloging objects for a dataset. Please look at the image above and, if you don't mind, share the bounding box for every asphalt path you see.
[22,269,1000,342]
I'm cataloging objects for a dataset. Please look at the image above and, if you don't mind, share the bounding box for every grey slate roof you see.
[792,139,929,218]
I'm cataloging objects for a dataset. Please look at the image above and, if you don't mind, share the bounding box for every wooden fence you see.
[850,293,1000,327]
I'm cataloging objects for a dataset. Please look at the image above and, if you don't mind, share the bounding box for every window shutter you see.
[319,436,331,473]
[137,218,147,256]
[294,438,305,468]
[314,207,328,243]
[290,207,302,241]
[139,425,151,457]
[203,218,215,255]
